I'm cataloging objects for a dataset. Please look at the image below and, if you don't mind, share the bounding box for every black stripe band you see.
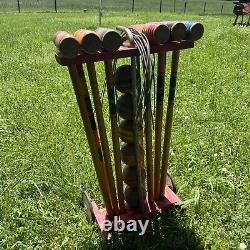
[108,88,116,115]
[170,76,177,88]
[157,90,164,102]
[157,75,165,89]
[85,96,93,114]
[89,114,97,131]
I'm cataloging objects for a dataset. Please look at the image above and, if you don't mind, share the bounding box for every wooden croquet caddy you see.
[55,24,199,240]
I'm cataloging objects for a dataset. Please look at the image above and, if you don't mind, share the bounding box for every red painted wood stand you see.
[91,186,181,240]
[55,41,194,240]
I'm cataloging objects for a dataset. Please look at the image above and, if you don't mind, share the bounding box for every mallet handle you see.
[86,62,119,215]
[159,50,180,198]
[67,64,113,216]
[154,51,167,200]
[131,56,144,213]
[104,60,125,213]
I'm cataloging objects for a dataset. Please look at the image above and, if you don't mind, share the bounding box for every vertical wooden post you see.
[132,0,135,12]
[99,0,102,26]
[203,1,206,14]
[17,0,20,13]
[54,0,57,13]
[184,1,187,13]
[160,0,163,13]
[221,4,223,14]
[173,0,176,12]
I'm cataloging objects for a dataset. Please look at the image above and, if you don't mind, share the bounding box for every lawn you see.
[0,11,249,250]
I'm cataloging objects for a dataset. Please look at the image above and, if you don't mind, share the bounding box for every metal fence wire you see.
[0,0,234,14]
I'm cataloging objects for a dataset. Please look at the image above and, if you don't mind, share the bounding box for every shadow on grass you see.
[99,208,204,250]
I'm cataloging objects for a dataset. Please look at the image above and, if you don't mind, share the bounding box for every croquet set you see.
[233,0,250,26]
[54,21,204,239]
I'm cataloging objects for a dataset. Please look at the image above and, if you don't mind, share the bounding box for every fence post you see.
[17,0,20,13]
[203,1,206,14]
[221,4,223,14]
[184,1,187,13]
[173,0,176,12]
[160,0,163,13]
[54,0,57,13]
[132,0,135,12]
[99,0,102,26]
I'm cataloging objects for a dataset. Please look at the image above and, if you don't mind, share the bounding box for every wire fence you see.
[0,0,234,15]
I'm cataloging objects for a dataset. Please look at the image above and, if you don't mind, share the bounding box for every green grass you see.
[0,11,249,250]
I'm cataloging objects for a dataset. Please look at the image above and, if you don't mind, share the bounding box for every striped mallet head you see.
[74,29,101,54]
[129,23,170,44]
[54,31,80,57]
[96,28,122,52]
[183,21,204,41]
[160,21,187,41]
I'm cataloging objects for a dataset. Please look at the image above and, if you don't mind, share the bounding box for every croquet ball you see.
[114,65,141,93]
[119,119,143,143]
[123,165,146,188]
[54,31,80,57]
[116,93,134,120]
[120,143,144,166]
[124,186,146,208]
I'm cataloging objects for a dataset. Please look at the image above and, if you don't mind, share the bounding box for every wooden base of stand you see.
[86,186,181,240]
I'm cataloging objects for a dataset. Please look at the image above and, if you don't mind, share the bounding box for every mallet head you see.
[183,21,204,41]
[96,28,122,52]
[160,21,187,41]
[54,31,80,57]
[74,29,101,54]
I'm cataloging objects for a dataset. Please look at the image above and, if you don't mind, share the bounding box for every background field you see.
[0,10,249,250]
[0,0,234,15]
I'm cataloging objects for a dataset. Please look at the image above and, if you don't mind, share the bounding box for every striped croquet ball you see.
[116,93,134,120]
[119,119,143,143]
[124,186,146,208]
[120,143,144,166]
[123,165,146,187]
[114,65,141,93]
